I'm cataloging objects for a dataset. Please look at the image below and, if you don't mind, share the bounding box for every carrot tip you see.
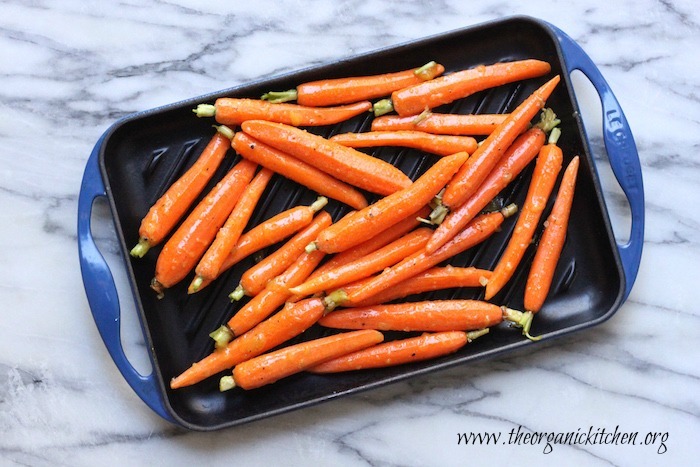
[261,89,298,103]
[373,99,394,117]
[467,328,490,342]
[150,278,165,299]
[229,285,246,302]
[305,242,319,254]
[189,276,204,294]
[310,196,329,212]
[193,104,216,118]
[214,124,235,140]
[129,238,151,258]
[219,375,236,392]
[209,325,234,349]
[414,61,440,80]
[501,203,518,218]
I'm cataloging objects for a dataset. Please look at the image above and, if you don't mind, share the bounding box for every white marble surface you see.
[1,0,698,465]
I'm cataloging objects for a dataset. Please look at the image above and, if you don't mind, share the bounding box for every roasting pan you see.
[78,16,644,430]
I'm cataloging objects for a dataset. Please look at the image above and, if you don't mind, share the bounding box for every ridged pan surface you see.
[98,17,624,430]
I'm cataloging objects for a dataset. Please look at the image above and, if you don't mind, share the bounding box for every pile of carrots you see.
[129,58,581,392]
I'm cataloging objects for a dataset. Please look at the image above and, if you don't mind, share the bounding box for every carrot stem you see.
[261,89,298,103]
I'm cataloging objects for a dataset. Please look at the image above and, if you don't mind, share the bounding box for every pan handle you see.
[77,136,176,424]
[548,23,644,300]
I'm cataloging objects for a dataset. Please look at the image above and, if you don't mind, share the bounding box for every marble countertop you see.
[1,0,698,465]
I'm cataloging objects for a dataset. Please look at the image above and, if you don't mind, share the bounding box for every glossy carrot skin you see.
[345,266,493,307]
[484,134,564,300]
[131,128,231,257]
[307,331,471,373]
[207,98,372,126]
[371,113,508,136]
[441,75,561,213]
[293,62,446,106]
[318,300,504,332]
[289,227,432,297]
[306,207,428,283]
[315,151,469,254]
[428,127,546,254]
[188,199,324,294]
[236,211,333,297]
[151,159,257,294]
[227,248,326,336]
[329,131,477,156]
[195,168,273,283]
[232,132,368,210]
[524,156,580,313]
[230,330,384,390]
[390,59,552,117]
[170,296,329,389]
[241,120,411,196]
[345,209,509,306]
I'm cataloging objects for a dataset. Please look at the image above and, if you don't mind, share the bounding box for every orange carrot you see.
[329,130,477,156]
[524,155,580,313]
[289,227,432,297]
[150,159,257,297]
[191,168,273,290]
[170,293,343,389]
[305,206,429,283]
[426,80,561,255]
[344,266,493,307]
[220,330,384,390]
[344,206,515,306]
[194,98,372,127]
[307,330,488,373]
[370,112,508,136]
[230,211,333,300]
[313,150,469,254]
[484,128,564,300]
[224,248,327,339]
[261,61,445,106]
[427,121,550,249]
[241,120,412,196]
[440,78,561,214]
[318,299,504,332]
[188,197,327,294]
[375,59,552,117]
[130,126,233,258]
[232,132,368,210]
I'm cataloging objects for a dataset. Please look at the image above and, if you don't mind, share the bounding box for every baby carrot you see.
[191,168,273,289]
[484,128,564,300]
[194,98,371,127]
[230,211,333,300]
[232,132,368,210]
[318,299,504,332]
[313,150,469,254]
[440,77,561,214]
[524,155,580,313]
[241,120,412,196]
[261,61,445,106]
[220,330,384,391]
[427,122,549,250]
[345,266,493,307]
[130,126,233,258]
[375,59,552,117]
[188,197,327,294]
[370,113,508,136]
[170,293,342,389]
[289,227,433,297]
[329,130,478,157]
[307,330,488,373]
[150,159,257,297]
[344,206,515,306]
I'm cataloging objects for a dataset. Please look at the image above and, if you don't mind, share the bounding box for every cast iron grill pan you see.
[95,17,628,430]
